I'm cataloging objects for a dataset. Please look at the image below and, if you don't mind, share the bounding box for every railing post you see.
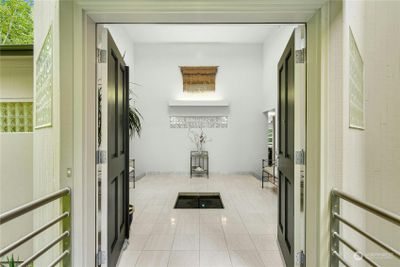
[330,190,340,267]
[62,189,72,267]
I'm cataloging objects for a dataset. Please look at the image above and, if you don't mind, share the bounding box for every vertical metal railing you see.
[0,187,71,267]
[330,189,400,266]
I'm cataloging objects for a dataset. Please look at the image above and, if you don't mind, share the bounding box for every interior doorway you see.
[95,23,306,267]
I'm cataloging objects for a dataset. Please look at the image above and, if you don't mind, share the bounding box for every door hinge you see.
[97,48,107,63]
[296,250,306,266]
[96,250,106,266]
[96,150,106,164]
[295,149,306,165]
[295,48,305,63]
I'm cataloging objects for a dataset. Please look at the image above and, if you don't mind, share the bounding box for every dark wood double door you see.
[277,32,295,267]
[106,32,130,267]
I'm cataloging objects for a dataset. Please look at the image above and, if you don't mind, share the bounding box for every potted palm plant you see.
[129,88,142,137]
[97,85,142,146]
[128,105,142,137]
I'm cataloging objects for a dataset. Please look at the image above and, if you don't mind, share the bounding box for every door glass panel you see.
[108,51,118,158]
[118,65,124,155]
[279,171,284,231]
[278,67,285,155]
[108,176,118,250]
[118,171,124,231]
[286,51,294,160]
[284,53,290,158]
[284,177,292,252]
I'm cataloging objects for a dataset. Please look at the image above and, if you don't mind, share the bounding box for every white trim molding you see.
[65,1,328,266]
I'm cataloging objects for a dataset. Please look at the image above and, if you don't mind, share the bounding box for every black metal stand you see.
[190,151,209,178]
[129,159,135,188]
[262,159,277,188]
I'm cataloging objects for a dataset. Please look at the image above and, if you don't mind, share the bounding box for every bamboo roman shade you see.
[180,66,218,92]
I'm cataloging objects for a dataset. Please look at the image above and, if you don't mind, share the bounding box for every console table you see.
[190,151,209,178]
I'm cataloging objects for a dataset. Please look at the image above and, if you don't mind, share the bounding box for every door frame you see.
[69,4,327,266]
[94,23,306,267]
[293,25,307,265]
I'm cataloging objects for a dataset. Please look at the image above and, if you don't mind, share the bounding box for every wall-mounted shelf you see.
[168,100,229,107]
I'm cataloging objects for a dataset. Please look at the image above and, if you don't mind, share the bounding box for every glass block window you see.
[0,102,33,132]
[170,116,228,128]
[267,128,273,146]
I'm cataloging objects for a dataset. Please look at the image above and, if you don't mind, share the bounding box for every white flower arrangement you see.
[188,128,212,152]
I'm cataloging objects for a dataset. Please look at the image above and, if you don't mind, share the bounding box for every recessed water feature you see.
[174,192,224,209]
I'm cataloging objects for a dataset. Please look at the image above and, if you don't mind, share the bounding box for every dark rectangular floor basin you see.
[174,192,224,209]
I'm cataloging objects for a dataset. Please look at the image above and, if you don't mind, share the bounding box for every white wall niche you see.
[168,99,229,107]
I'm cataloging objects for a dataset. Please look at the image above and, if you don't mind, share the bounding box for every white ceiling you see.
[112,24,298,44]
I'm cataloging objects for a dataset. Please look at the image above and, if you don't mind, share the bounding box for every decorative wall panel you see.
[170,116,228,128]
[0,102,33,132]
[349,27,364,129]
[180,66,218,92]
[35,25,53,129]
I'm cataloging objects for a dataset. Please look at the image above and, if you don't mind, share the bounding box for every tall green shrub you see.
[0,0,33,45]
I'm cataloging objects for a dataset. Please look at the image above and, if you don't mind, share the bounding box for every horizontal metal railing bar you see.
[47,249,70,267]
[332,189,400,227]
[333,212,400,259]
[332,231,380,267]
[0,212,69,258]
[0,187,71,225]
[332,250,351,267]
[19,231,70,267]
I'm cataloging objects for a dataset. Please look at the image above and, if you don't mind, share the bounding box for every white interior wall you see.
[0,56,34,260]
[130,43,266,178]
[340,1,400,266]
[315,1,400,265]
[315,2,366,264]
[361,1,400,266]
[262,25,296,112]
[33,1,62,265]
[103,24,299,180]
[342,1,367,264]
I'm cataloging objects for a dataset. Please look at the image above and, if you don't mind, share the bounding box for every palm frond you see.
[129,106,143,137]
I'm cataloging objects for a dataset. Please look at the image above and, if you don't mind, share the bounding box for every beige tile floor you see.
[117,174,285,267]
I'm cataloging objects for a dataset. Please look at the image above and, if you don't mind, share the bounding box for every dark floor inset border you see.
[174,192,224,209]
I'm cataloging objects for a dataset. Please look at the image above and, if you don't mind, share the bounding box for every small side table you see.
[190,151,209,178]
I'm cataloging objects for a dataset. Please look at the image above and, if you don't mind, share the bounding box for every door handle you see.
[300,170,305,212]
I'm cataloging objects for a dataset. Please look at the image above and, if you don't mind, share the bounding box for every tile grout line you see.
[198,209,201,267]
[126,175,280,267]
[224,198,244,267]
